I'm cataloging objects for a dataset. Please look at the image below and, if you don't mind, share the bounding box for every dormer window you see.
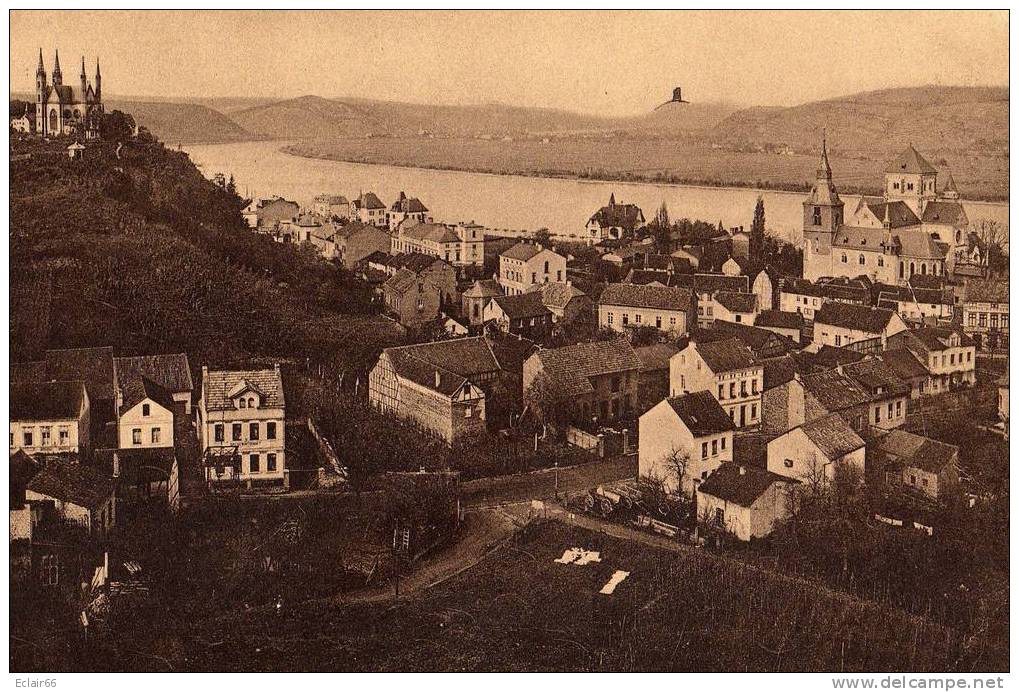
[239,399,247,409]
[142,403,150,417]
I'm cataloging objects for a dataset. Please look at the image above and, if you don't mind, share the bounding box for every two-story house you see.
[638,391,735,495]
[482,292,553,342]
[114,353,193,413]
[812,302,908,351]
[498,243,567,295]
[523,339,641,425]
[669,337,763,429]
[312,194,350,220]
[840,358,910,429]
[887,326,977,394]
[585,193,645,243]
[392,221,485,268]
[116,377,176,449]
[386,192,431,230]
[350,191,388,227]
[336,221,392,270]
[199,365,286,488]
[598,283,694,336]
[961,277,1008,352]
[10,381,91,456]
[369,338,502,444]
[766,412,866,484]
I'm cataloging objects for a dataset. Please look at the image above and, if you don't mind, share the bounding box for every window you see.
[132,428,142,445]
[250,422,260,440]
[248,397,255,409]
[23,430,33,447]
[813,206,821,225]
[711,440,718,456]
[714,508,724,527]
[607,312,614,325]
[718,384,724,400]
[531,273,536,284]
[784,459,794,468]
[858,254,865,265]
[721,437,726,450]
[729,382,735,398]
[751,379,758,395]
[622,314,629,325]
[214,424,224,442]
[656,316,662,329]
[267,453,277,472]
[41,427,51,446]
[249,454,260,473]
[611,376,621,393]
[979,313,987,327]
[151,428,161,444]
[835,335,841,346]
[841,253,847,264]
[544,260,549,273]
[874,406,881,423]
[740,381,747,397]
[878,256,884,267]
[267,422,277,440]
[887,403,893,418]
[232,423,242,441]
[910,474,916,485]
[239,398,247,409]
[701,442,708,459]
[142,403,150,416]
[907,182,913,191]
[557,270,562,281]
[896,400,902,416]
[59,427,69,445]
[950,353,955,365]
[42,554,59,586]
[635,314,642,324]
[669,317,676,326]
[465,406,473,418]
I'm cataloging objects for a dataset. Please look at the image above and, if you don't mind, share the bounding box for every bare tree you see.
[972,219,1009,271]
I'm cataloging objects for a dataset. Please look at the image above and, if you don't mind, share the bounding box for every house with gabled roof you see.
[713,290,759,325]
[697,462,799,541]
[198,365,286,487]
[386,191,431,230]
[841,357,910,429]
[887,325,977,394]
[585,193,645,243]
[754,309,805,343]
[369,337,502,444]
[498,242,567,295]
[350,191,387,226]
[874,429,959,500]
[10,381,91,456]
[961,277,1008,352]
[482,292,552,341]
[523,339,641,425]
[336,221,392,270]
[597,283,694,336]
[114,353,193,413]
[669,337,762,429]
[526,281,591,325]
[766,412,866,485]
[813,302,908,351]
[116,376,176,450]
[639,391,735,495]
[25,459,116,535]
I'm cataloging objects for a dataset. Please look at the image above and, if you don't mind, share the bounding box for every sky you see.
[10,10,1010,117]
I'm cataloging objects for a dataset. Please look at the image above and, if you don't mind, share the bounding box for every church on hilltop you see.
[34,49,104,139]
[802,140,984,285]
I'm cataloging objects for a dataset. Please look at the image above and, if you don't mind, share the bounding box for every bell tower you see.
[35,49,46,134]
[801,135,844,281]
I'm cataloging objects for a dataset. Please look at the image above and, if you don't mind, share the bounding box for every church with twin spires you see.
[34,49,104,139]
[802,139,982,285]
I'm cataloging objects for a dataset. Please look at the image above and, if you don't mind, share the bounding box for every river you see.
[184,140,1009,244]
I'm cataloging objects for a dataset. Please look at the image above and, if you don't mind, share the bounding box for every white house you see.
[25,461,116,535]
[10,381,90,455]
[766,412,866,484]
[697,463,798,541]
[114,353,194,414]
[498,243,567,295]
[638,391,735,496]
[887,326,977,394]
[598,283,694,336]
[198,365,287,487]
[812,302,908,350]
[670,337,762,428]
[117,377,176,449]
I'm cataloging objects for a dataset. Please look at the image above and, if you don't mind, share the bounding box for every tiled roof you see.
[390,193,428,213]
[532,339,641,397]
[800,370,873,411]
[102,447,177,484]
[885,145,938,175]
[714,290,757,313]
[863,200,921,229]
[634,343,681,372]
[921,201,968,226]
[815,302,898,334]
[387,252,445,273]
[964,278,1008,304]
[841,358,910,397]
[759,354,807,391]
[490,292,551,320]
[877,348,929,380]
[624,269,673,286]
[895,229,949,260]
[666,391,735,436]
[203,367,284,412]
[799,413,866,461]
[335,220,384,240]
[27,459,114,510]
[314,194,348,205]
[588,199,645,231]
[114,354,192,396]
[119,376,177,416]
[755,310,804,330]
[353,192,386,210]
[384,268,419,294]
[501,242,543,262]
[691,273,749,295]
[10,361,48,384]
[527,281,586,310]
[463,279,503,299]
[599,283,693,312]
[385,337,501,396]
[698,462,795,508]
[693,337,757,373]
[42,346,116,402]
[11,381,86,421]
[690,322,793,360]
[806,345,866,369]
[403,222,460,244]
[877,429,958,475]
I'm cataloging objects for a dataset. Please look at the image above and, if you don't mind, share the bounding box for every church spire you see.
[95,58,102,100]
[36,48,45,75]
[817,129,832,180]
[52,49,62,85]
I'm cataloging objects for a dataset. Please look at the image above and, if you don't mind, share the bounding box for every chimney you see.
[435,370,441,389]
[738,465,746,476]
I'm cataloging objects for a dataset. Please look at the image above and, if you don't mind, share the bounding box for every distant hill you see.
[709,86,1008,156]
[106,99,258,145]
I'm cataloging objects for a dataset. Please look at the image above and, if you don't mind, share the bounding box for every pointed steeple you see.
[80,56,86,77]
[882,202,891,229]
[941,171,959,200]
[609,192,616,206]
[817,129,832,180]
[95,58,102,101]
[52,49,62,85]
[36,48,45,75]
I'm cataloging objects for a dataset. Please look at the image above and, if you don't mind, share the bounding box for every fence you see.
[566,426,605,457]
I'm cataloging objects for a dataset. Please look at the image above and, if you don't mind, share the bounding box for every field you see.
[286,137,1009,201]
[180,520,1004,672]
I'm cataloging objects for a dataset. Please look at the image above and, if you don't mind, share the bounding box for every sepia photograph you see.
[6,8,1011,678]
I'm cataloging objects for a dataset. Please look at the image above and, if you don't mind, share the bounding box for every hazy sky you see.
[11,10,1009,116]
